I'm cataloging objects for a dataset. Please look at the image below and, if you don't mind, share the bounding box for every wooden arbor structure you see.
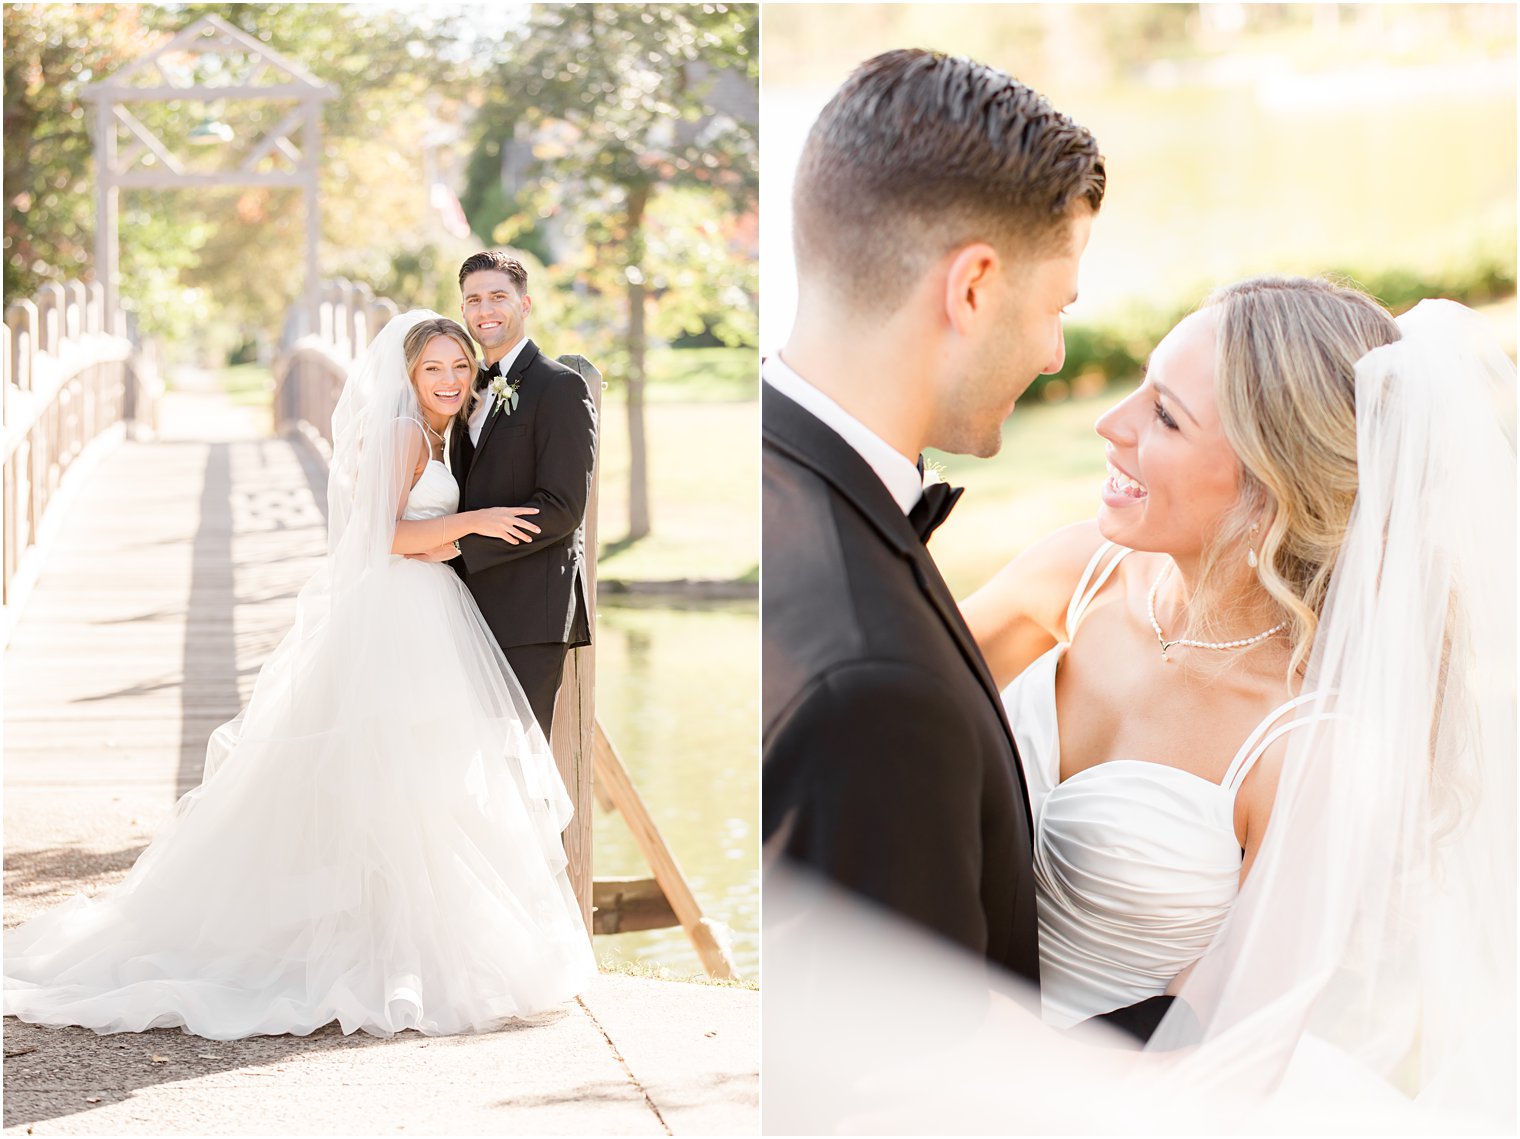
[80,14,335,337]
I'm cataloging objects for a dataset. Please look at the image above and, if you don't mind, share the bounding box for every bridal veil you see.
[1150,299,1516,1130]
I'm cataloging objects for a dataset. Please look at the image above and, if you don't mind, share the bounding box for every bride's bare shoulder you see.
[960,519,1112,688]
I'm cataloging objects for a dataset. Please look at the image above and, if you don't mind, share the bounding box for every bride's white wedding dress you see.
[4,457,596,1039]
[1001,540,1327,1029]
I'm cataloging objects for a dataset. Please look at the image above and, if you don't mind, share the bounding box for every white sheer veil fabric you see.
[328,307,436,585]
[200,308,462,783]
[1147,299,1517,1130]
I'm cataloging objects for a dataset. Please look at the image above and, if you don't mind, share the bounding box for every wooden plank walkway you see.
[1,382,758,1136]
[4,384,324,921]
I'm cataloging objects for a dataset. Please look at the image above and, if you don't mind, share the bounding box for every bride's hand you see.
[471,506,541,545]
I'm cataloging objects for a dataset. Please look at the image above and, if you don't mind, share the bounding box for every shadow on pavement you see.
[2,1010,570,1132]
[3,845,146,922]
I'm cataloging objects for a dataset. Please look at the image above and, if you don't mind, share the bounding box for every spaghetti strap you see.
[1065,541,1130,640]
[1223,691,1329,791]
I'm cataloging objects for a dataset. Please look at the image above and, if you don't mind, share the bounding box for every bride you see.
[4,310,597,1039]
[962,276,1514,1124]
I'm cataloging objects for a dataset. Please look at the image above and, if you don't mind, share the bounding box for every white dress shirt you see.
[762,353,924,516]
[469,336,532,447]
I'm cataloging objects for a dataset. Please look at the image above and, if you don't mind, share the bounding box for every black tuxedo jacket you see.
[762,384,1178,1042]
[449,339,595,650]
[761,384,1041,986]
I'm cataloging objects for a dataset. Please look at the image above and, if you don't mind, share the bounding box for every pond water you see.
[589,596,759,979]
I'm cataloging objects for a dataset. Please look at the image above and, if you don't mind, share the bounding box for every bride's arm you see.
[392,506,542,556]
[959,519,1110,689]
[383,422,542,555]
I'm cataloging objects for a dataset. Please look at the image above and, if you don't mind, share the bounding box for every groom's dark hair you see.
[794,49,1105,313]
[458,251,528,293]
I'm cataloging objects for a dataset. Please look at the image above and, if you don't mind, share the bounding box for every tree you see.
[3,4,159,302]
[462,3,757,542]
[5,4,481,348]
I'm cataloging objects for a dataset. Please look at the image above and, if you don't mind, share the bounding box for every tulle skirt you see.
[4,556,596,1039]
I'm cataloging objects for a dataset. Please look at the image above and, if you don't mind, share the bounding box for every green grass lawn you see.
[643,346,757,403]
[216,363,275,409]
[595,396,758,584]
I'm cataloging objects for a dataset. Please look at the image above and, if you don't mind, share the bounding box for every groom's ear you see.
[942,243,1001,336]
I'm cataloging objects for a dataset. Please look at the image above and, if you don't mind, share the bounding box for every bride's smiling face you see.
[411,334,476,422]
[1093,308,1243,561]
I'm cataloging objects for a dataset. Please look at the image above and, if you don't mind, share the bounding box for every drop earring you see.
[1247,523,1260,569]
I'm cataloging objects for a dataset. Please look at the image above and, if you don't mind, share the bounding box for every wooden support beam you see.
[237,105,307,173]
[113,171,309,189]
[594,722,736,979]
[99,83,335,101]
[111,105,185,176]
[548,356,601,933]
[591,876,678,935]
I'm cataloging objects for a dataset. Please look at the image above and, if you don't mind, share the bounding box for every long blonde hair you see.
[1195,276,1401,675]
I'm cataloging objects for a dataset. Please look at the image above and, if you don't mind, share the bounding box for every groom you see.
[447,251,597,737]
[762,50,1169,1040]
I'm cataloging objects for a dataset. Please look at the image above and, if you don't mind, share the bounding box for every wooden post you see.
[549,355,602,934]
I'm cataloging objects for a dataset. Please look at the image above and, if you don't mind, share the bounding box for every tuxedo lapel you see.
[472,339,540,468]
[763,385,1033,826]
[448,415,470,487]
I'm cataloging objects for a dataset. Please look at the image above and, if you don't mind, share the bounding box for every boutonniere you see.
[921,457,947,487]
[488,373,522,417]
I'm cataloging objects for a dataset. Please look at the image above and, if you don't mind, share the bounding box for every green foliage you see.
[1035,260,1518,402]
[5,4,477,352]
[461,3,759,392]
[643,186,757,349]
[3,4,158,300]
[464,3,757,202]
[1332,260,1519,315]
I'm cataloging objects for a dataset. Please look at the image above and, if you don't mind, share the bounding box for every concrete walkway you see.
[2,378,759,1135]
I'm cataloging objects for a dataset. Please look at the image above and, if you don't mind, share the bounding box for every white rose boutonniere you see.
[921,457,947,487]
[489,373,522,417]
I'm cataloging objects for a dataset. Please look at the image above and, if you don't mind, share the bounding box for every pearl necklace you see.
[1147,565,1286,663]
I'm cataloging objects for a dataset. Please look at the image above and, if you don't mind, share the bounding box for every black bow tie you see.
[909,481,963,543]
[474,364,510,395]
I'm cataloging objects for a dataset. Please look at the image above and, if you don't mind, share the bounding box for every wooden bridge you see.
[2,280,733,979]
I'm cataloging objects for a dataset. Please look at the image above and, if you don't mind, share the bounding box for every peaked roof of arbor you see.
[82,13,334,101]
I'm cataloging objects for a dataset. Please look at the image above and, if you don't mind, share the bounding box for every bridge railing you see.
[272,278,398,460]
[1,280,161,615]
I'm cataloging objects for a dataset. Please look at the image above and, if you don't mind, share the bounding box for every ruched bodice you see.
[1001,542,1321,1028]
[402,459,459,520]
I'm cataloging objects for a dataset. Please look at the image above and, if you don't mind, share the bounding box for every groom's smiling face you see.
[461,269,532,361]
